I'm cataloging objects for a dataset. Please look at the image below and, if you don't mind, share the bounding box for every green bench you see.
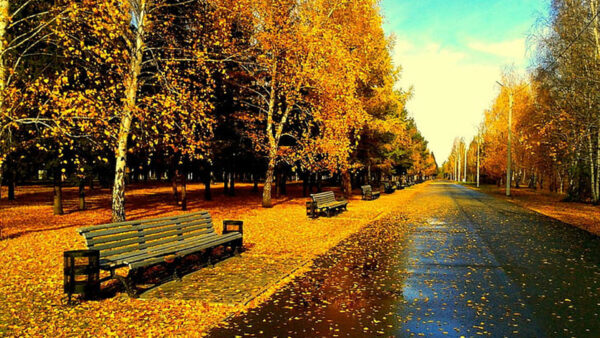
[77,211,243,297]
[361,185,381,200]
[383,181,396,194]
[309,191,348,217]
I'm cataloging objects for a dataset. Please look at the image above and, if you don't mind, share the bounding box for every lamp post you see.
[496,81,512,197]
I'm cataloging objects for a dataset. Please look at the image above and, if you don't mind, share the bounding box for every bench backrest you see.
[310,191,337,207]
[77,211,215,260]
[361,185,372,194]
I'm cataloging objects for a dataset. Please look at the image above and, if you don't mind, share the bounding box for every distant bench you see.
[309,191,348,217]
[361,185,380,200]
[77,211,243,297]
[383,181,396,194]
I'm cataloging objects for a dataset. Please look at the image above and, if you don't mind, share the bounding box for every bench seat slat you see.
[105,232,223,266]
[91,223,213,251]
[126,233,242,270]
[87,219,213,246]
[99,227,217,258]
[78,210,209,234]
[317,201,346,208]
[126,232,241,265]
[82,214,211,239]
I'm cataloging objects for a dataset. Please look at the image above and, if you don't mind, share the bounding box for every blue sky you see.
[380,0,549,164]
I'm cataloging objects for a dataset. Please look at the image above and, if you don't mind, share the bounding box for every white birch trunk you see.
[111,3,146,222]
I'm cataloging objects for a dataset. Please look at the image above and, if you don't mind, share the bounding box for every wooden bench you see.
[383,181,395,194]
[361,185,380,200]
[310,191,348,217]
[77,211,243,297]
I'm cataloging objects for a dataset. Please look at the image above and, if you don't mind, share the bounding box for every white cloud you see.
[392,37,521,163]
[467,38,527,62]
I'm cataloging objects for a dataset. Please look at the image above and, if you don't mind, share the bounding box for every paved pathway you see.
[209,182,600,337]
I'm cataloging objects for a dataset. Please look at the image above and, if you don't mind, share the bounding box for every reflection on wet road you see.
[209,182,600,337]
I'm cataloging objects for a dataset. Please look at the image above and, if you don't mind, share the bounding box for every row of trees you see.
[443,0,600,203]
[0,0,436,221]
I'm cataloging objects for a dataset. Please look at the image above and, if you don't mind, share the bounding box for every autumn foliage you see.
[443,0,600,205]
[0,0,434,218]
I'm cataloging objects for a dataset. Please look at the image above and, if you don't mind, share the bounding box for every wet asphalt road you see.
[209,182,600,337]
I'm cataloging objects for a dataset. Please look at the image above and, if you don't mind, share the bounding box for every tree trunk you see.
[262,149,276,208]
[203,168,212,201]
[596,130,600,203]
[78,179,86,211]
[302,172,308,197]
[476,139,480,187]
[588,133,598,203]
[0,0,7,202]
[457,150,461,183]
[229,172,235,196]
[280,170,287,195]
[223,171,229,195]
[559,173,564,194]
[463,146,467,182]
[7,170,14,200]
[317,173,322,192]
[53,173,64,215]
[593,0,600,202]
[252,173,259,193]
[341,170,352,198]
[0,0,7,108]
[181,170,187,211]
[171,167,179,205]
[275,170,282,197]
[111,4,146,222]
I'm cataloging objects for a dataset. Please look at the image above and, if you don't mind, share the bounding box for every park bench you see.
[383,181,396,194]
[309,191,348,217]
[76,211,243,297]
[361,185,380,200]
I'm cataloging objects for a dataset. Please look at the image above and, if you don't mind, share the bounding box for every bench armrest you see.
[223,220,243,235]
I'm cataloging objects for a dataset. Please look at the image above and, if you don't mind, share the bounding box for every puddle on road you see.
[427,218,446,226]
[208,214,412,337]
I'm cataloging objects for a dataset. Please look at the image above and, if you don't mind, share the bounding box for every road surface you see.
[209,182,600,337]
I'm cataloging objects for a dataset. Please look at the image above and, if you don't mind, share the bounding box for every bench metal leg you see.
[233,238,243,257]
[113,272,138,298]
[204,251,214,268]
[167,259,182,282]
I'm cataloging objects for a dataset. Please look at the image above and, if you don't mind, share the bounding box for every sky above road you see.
[380,0,550,165]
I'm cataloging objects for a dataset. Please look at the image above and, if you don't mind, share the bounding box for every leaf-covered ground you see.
[471,184,600,236]
[0,182,425,336]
